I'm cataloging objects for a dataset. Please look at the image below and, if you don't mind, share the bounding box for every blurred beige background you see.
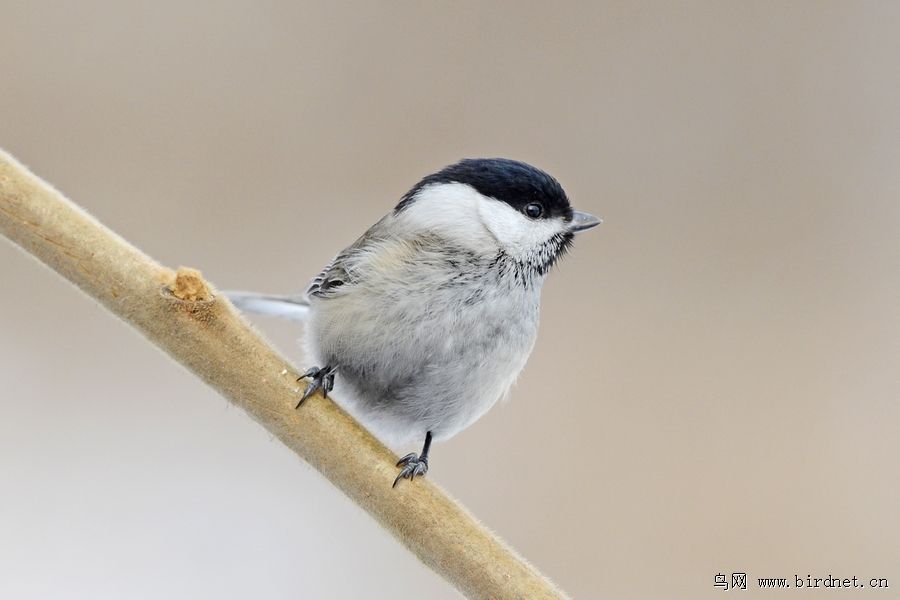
[1,2,898,599]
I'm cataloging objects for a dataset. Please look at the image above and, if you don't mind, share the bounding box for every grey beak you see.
[569,210,602,233]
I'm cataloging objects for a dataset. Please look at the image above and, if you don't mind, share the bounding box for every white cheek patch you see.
[398,183,494,249]
[399,182,566,258]
[476,195,566,259]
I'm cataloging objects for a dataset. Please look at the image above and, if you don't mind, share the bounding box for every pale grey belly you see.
[305,287,540,446]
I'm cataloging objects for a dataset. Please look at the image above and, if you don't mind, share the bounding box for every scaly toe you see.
[396,452,418,467]
[297,367,320,382]
[296,381,319,408]
[295,366,334,408]
[392,455,428,487]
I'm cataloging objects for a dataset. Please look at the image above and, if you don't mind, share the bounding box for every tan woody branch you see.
[0,149,569,600]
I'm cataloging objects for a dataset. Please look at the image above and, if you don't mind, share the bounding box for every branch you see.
[0,150,569,600]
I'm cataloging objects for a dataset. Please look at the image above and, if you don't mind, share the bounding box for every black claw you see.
[297,367,319,382]
[392,432,433,488]
[295,365,336,408]
[392,453,428,488]
[396,453,417,467]
[296,384,316,408]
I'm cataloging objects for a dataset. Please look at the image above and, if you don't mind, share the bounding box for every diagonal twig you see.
[0,149,569,600]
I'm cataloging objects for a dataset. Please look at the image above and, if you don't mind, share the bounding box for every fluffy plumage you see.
[304,159,593,445]
[228,158,599,480]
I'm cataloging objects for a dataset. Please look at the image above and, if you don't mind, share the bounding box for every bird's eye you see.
[524,203,544,218]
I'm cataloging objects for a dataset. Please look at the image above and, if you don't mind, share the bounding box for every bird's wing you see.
[227,217,397,317]
[306,218,393,300]
[305,250,355,299]
[306,244,362,298]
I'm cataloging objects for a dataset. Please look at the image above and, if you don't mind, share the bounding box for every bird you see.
[227,158,600,487]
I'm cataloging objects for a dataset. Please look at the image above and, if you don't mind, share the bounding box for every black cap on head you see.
[396,158,573,220]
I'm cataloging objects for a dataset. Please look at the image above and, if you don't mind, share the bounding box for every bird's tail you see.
[224,291,311,321]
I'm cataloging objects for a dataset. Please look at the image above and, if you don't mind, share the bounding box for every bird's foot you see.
[296,365,336,408]
[393,453,429,488]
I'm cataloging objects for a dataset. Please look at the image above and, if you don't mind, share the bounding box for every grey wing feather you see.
[231,216,389,318]
[307,220,389,299]
[306,253,354,298]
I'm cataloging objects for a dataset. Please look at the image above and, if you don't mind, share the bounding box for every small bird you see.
[228,158,600,487]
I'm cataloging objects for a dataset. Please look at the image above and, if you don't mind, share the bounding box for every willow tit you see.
[228,158,600,486]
